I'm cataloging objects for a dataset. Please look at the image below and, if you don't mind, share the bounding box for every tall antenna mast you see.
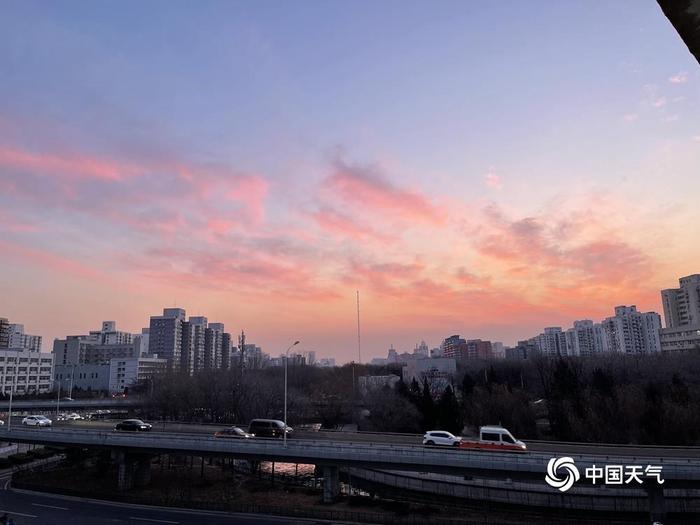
[356,290,362,364]
[239,330,246,376]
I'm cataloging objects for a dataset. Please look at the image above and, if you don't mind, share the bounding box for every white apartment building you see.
[534,327,569,357]
[601,305,661,354]
[661,274,700,329]
[0,349,53,395]
[7,324,42,352]
[109,357,167,394]
[88,321,134,345]
[565,320,608,357]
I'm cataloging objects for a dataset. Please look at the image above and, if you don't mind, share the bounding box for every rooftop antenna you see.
[356,290,362,364]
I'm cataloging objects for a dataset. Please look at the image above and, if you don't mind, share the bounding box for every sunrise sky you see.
[1,1,699,362]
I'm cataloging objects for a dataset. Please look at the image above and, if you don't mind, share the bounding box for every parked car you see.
[423,431,462,447]
[114,419,152,432]
[214,426,252,439]
[247,419,292,438]
[22,415,52,427]
[66,413,83,421]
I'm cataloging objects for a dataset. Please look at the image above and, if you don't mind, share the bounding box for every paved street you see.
[0,473,327,525]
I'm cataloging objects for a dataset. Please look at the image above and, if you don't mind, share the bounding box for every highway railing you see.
[1,427,700,483]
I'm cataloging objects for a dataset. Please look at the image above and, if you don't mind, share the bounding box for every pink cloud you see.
[0,239,103,281]
[323,159,445,225]
[668,72,688,84]
[0,211,41,233]
[652,97,667,108]
[0,146,143,181]
[309,207,391,242]
[0,143,270,237]
[484,171,503,190]
[623,113,638,122]
[472,203,654,293]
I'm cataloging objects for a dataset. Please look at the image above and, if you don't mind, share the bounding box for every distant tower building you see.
[414,340,429,357]
[661,274,700,328]
[7,324,42,352]
[601,305,661,354]
[205,322,224,369]
[534,327,568,357]
[565,320,608,356]
[491,342,505,359]
[148,308,186,371]
[221,332,233,369]
[88,321,133,345]
[0,318,9,348]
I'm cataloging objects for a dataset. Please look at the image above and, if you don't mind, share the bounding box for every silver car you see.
[22,415,52,427]
[423,430,462,446]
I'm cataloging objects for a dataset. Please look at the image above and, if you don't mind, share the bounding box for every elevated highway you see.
[1,426,698,521]
[1,427,699,485]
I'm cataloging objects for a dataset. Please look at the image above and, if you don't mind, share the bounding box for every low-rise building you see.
[109,357,167,394]
[659,326,700,353]
[402,357,456,397]
[0,349,53,395]
[54,363,110,393]
[358,374,400,395]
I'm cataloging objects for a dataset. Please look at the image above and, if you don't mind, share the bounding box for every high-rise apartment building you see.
[7,324,42,352]
[661,274,700,329]
[148,308,186,371]
[221,332,233,369]
[0,318,9,348]
[441,335,467,359]
[565,320,608,357]
[601,305,661,354]
[88,321,134,345]
[206,322,225,369]
[534,327,568,357]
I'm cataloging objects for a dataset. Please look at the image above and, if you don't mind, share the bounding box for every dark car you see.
[214,426,252,439]
[115,419,152,432]
[247,419,291,438]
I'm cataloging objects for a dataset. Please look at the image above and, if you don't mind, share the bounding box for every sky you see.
[1,1,699,362]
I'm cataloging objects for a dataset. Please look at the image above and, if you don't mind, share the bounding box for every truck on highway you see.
[458,425,527,452]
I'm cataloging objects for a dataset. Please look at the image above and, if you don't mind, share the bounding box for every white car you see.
[66,413,83,421]
[423,430,462,446]
[22,415,52,427]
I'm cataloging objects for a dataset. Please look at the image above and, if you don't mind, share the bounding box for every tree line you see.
[138,350,700,445]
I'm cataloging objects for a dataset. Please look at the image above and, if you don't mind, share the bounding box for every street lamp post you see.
[7,370,17,431]
[283,340,300,448]
[56,379,61,419]
[68,363,75,400]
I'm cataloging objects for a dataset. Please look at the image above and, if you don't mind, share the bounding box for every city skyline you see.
[2,2,700,362]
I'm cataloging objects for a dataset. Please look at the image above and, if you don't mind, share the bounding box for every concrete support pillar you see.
[322,465,340,503]
[113,450,152,491]
[646,485,666,524]
[134,457,151,487]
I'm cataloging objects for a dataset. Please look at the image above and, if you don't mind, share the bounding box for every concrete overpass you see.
[1,426,699,522]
